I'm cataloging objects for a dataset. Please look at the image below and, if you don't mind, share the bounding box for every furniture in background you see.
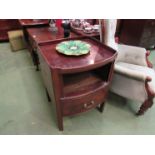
[71,27,99,38]
[18,19,49,28]
[19,19,49,43]
[117,19,155,49]
[19,19,49,41]
[0,19,21,41]
[8,30,26,51]
[115,19,122,37]
[37,36,117,130]
[18,19,50,69]
[26,26,80,70]
[103,19,155,115]
[70,19,100,39]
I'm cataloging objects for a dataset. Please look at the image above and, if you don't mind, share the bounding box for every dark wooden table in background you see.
[38,36,117,130]
[26,26,80,70]
[18,19,50,69]
[19,19,49,43]
[27,26,80,49]
[0,19,21,41]
[19,19,49,27]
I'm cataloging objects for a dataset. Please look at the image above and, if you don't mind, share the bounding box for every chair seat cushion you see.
[117,62,155,94]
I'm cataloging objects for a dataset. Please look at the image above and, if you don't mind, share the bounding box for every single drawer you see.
[61,84,108,116]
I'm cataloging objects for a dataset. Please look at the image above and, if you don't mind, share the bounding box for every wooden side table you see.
[38,37,117,131]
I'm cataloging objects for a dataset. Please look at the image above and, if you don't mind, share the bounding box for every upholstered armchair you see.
[102,19,155,115]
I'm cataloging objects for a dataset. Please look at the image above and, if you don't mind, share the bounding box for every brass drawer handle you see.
[84,100,95,109]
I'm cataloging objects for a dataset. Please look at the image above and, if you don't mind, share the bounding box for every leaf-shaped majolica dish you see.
[56,40,91,56]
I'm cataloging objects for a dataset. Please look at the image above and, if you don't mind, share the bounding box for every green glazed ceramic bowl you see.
[56,40,91,56]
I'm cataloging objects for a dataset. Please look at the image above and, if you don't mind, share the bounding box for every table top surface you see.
[27,26,80,44]
[38,37,117,72]
[19,19,49,26]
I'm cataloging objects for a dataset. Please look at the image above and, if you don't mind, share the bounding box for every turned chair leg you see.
[136,98,153,116]
[97,102,105,113]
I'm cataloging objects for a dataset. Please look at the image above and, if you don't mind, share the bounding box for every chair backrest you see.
[103,19,118,51]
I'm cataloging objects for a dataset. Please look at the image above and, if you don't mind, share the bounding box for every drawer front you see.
[61,86,108,116]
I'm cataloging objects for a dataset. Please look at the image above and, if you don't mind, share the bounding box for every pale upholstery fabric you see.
[115,63,149,81]
[110,73,147,102]
[117,62,155,94]
[103,19,118,51]
[103,19,155,105]
[111,62,155,102]
[117,44,148,66]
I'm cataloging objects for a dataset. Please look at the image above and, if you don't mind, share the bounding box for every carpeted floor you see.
[0,42,155,135]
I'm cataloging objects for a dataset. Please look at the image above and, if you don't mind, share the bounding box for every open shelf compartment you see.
[62,63,113,99]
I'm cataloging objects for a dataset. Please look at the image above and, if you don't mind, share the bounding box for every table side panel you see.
[38,49,56,104]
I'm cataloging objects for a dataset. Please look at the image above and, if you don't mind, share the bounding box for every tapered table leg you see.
[45,89,51,102]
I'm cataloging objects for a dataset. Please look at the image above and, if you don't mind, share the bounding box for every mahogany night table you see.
[26,26,80,70]
[37,37,117,131]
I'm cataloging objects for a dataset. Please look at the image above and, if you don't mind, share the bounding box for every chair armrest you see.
[117,44,148,66]
[115,64,152,82]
